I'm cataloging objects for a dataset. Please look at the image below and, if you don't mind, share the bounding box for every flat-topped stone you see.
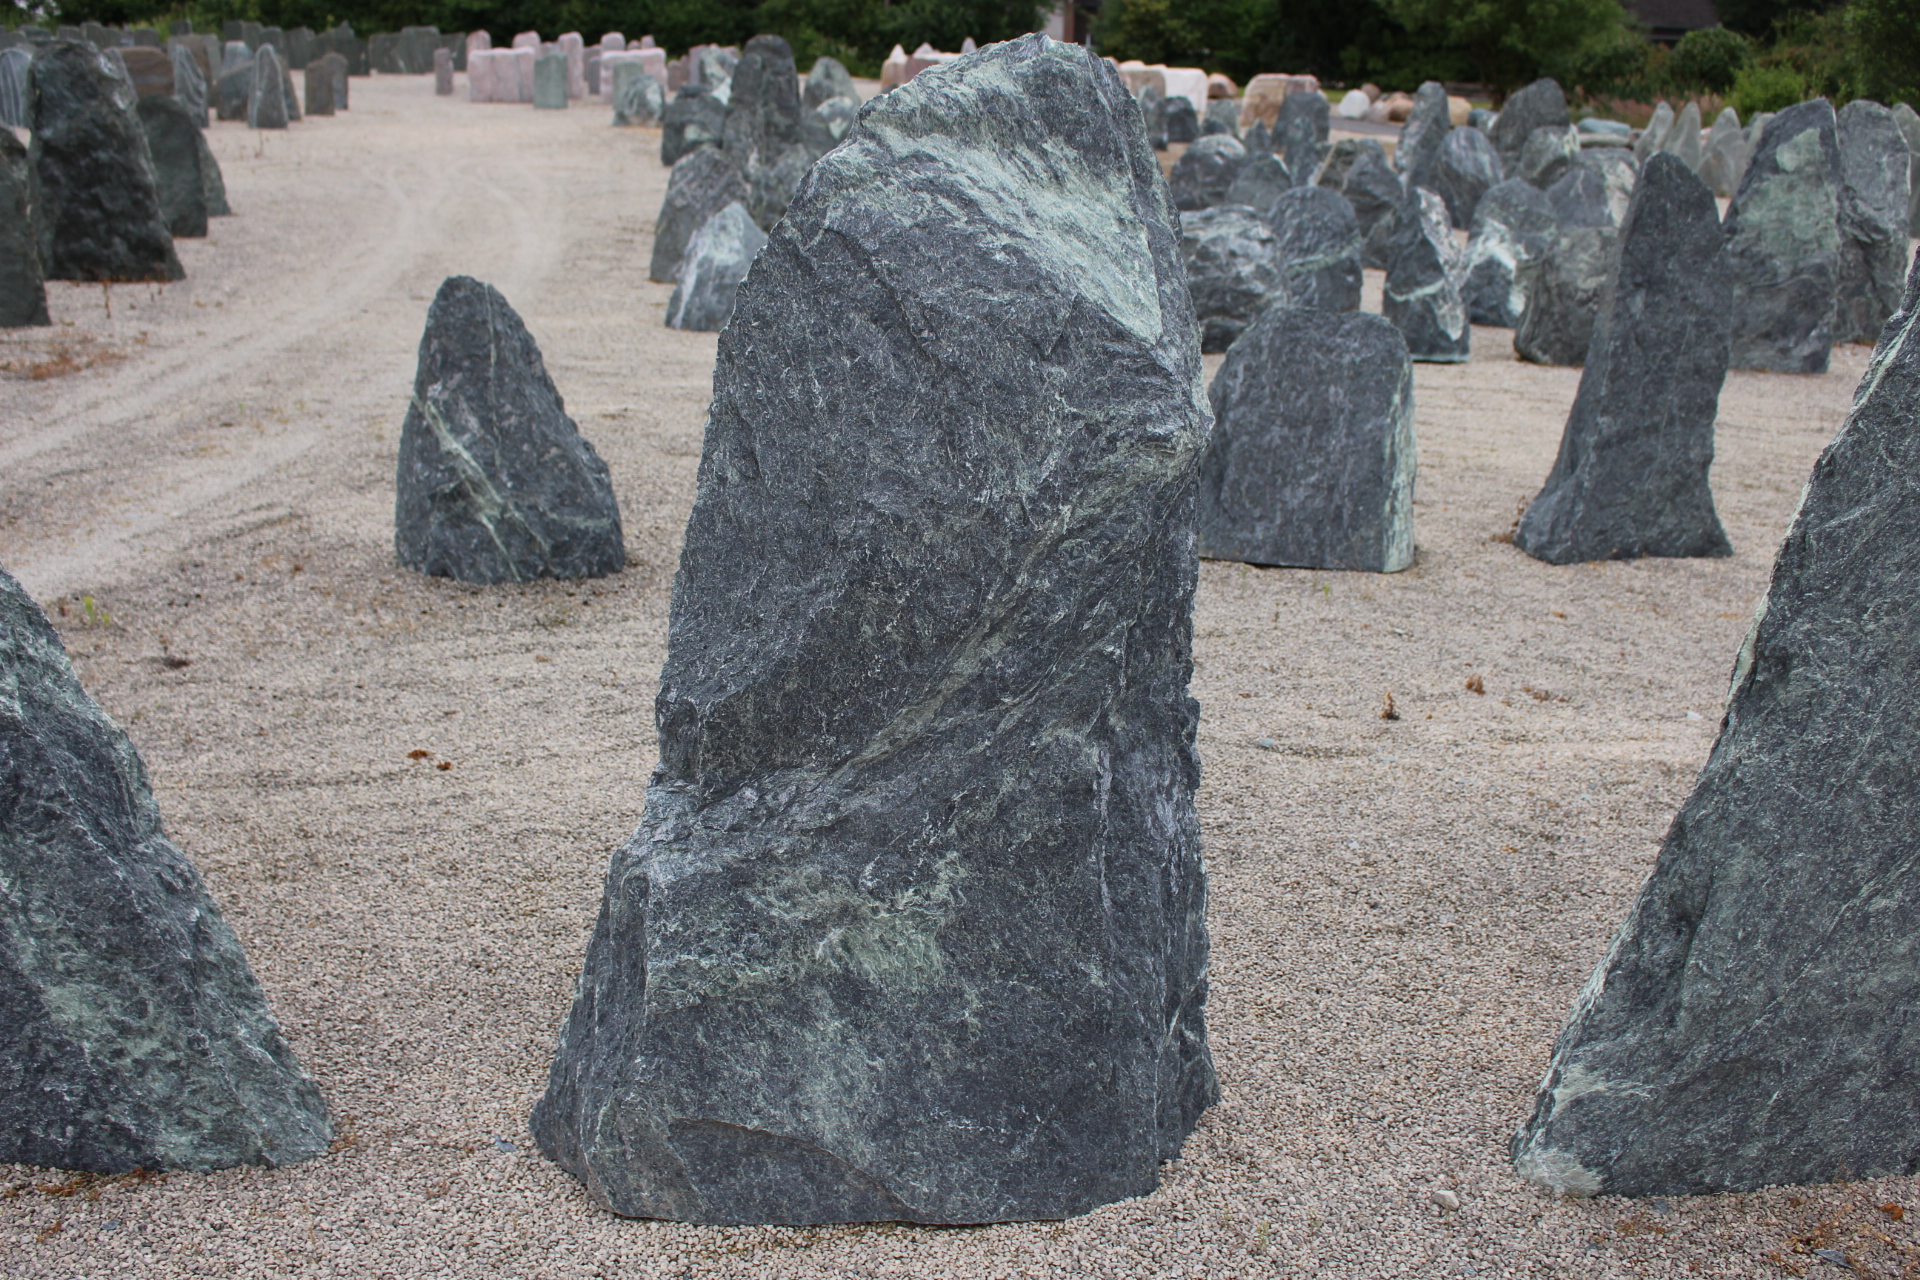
[1726,100,1841,373]
[136,95,208,237]
[1267,185,1361,311]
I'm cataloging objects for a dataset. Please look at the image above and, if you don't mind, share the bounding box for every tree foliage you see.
[1848,0,1919,107]
[1668,25,1750,92]
[1385,0,1633,95]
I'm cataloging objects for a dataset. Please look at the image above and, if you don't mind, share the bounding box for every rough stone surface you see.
[1224,152,1291,217]
[1514,225,1618,367]
[1698,106,1747,198]
[532,34,1216,1227]
[1383,187,1469,362]
[1833,99,1911,345]
[534,53,567,109]
[0,48,28,128]
[1317,137,1379,192]
[1165,95,1198,145]
[1394,81,1451,193]
[1546,164,1614,229]
[1512,251,1920,1199]
[723,35,801,163]
[1138,84,1167,150]
[1179,204,1288,352]
[1433,125,1501,227]
[1658,101,1703,172]
[1335,143,1404,269]
[1515,155,1733,564]
[394,276,625,584]
[304,55,334,114]
[662,85,727,165]
[1268,185,1361,312]
[1197,306,1415,572]
[1576,148,1639,225]
[434,46,453,95]
[1168,134,1247,211]
[1634,101,1675,164]
[168,41,207,125]
[136,95,208,237]
[802,56,852,110]
[119,46,173,98]
[319,51,347,112]
[1893,103,1920,242]
[0,129,50,327]
[650,150,748,284]
[247,44,286,127]
[1462,178,1557,327]
[29,42,183,284]
[1203,97,1239,137]
[0,565,333,1173]
[1726,99,1841,373]
[665,201,768,331]
[194,124,229,216]
[613,65,665,126]
[1273,90,1328,183]
[1518,125,1579,189]
[214,41,251,120]
[800,94,858,161]
[1491,78,1570,175]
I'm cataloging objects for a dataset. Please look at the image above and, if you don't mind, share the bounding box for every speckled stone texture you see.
[1513,226,1618,367]
[0,129,49,327]
[246,44,286,127]
[1329,143,1403,269]
[1383,187,1469,362]
[1393,81,1450,194]
[532,35,1216,1226]
[1197,306,1414,572]
[1267,185,1361,312]
[168,41,206,125]
[1726,100,1841,373]
[1514,155,1733,565]
[665,201,766,331]
[723,35,807,230]
[136,96,207,237]
[613,65,664,125]
[803,55,852,110]
[649,147,748,284]
[0,48,28,128]
[662,84,726,165]
[1273,90,1327,184]
[1698,107,1747,198]
[1433,126,1501,227]
[1895,104,1920,238]
[1165,95,1198,145]
[1225,152,1291,217]
[1517,126,1578,190]
[29,41,183,284]
[0,565,332,1174]
[1180,204,1288,352]
[1168,133,1246,210]
[1513,253,1920,1198]
[1490,78,1570,176]
[1833,100,1911,346]
[1462,179,1556,327]
[394,276,624,584]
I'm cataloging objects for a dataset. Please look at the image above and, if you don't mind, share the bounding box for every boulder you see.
[1490,78,1570,175]
[394,276,625,584]
[1165,95,1198,144]
[803,55,853,110]
[1330,142,1403,269]
[665,201,767,331]
[1518,124,1579,189]
[1462,178,1558,327]
[1658,100,1703,172]
[195,125,229,216]
[663,84,727,165]
[214,41,251,120]
[434,46,452,95]
[1203,98,1239,137]
[1545,163,1614,229]
[1224,152,1292,217]
[1892,103,1920,243]
[531,35,1216,1226]
[1393,81,1451,193]
[247,44,286,127]
[724,36,809,231]
[135,96,208,237]
[1138,84,1167,150]
[1698,106,1747,198]
[1168,134,1247,211]
[613,64,665,125]
[1433,125,1501,226]
[1512,251,1920,1199]
[0,565,333,1173]
[534,52,567,108]
[1726,100,1841,373]
[1197,307,1415,572]
[168,40,207,125]
[1513,225,1618,366]
[746,144,810,231]
[1833,99,1912,345]
[0,130,50,327]
[29,42,183,284]
[319,51,347,112]
[1383,187,1469,362]
[1576,147,1639,225]
[801,94,858,161]
[1273,90,1328,183]
[0,47,28,128]
[1179,204,1288,352]
[1316,136,1379,190]
[1514,155,1733,564]
[304,54,334,114]
[1634,101,1674,164]
[1267,185,1361,312]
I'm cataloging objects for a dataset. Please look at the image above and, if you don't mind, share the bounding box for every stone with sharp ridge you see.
[1462,178,1557,327]
[666,201,767,331]
[1267,185,1361,311]
[1394,81,1451,193]
[1180,204,1288,352]
[1383,186,1469,362]
[1726,99,1841,373]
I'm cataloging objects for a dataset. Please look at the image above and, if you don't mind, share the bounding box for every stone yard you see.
[1,72,1915,1278]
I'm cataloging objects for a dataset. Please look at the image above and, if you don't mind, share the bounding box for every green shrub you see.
[1729,62,1808,115]
[1849,0,1920,108]
[1668,26,1750,92]
[1563,24,1652,96]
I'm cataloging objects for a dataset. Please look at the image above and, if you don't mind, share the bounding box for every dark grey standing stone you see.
[663,85,727,166]
[119,46,171,98]
[665,201,768,331]
[533,53,567,109]
[369,33,400,75]
[1698,107,1747,198]
[287,27,312,69]
[1317,137,1382,191]
[1576,147,1639,225]
[1726,99,1841,373]
[800,94,858,161]
[656,147,752,282]
[1833,100,1912,345]
[1179,204,1288,352]
[1518,125,1579,189]
[613,67,665,126]
[1490,78,1570,175]
[1224,152,1292,217]
[1433,125,1501,227]
[1244,119,1271,155]
[1336,143,1405,269]
[1204,98,1239,137]
[1513,225,1618,366]
[215,41,251,120]
[168,40,207,125]
[0,565,332,1173]
[802,55,853,110]
[304,56,334,115]
[745,144,809,231]
[246,44,286,128]
[531,34,1215,1226]
[1545,163,1614,229]
[434,46,452,95]
[29,42,183,284]
[0,47,28,128]
[1138,84,1168,151]
[399,26,440,76]
[1383,187,1469,362]
[1197,306,1415,571]
[195,126,229,217]
[1892,103,1920,242]
[1514,155,1733,564]
[320,52,347,113]
[1393,81,1451,193]
[1462,178,1557,327]
[1273,90,1327,181]
[724,35,808,231]
[1511,251,1920,1200]
[1,130,50,327]
[135,96,208,237]
[1267,185,1361,312]
[1165,95,1198,144]
[1168,134,1247,211]
[394,276,625,584]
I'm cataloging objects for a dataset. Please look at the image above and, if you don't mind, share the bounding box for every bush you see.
[1563,24,1652,96]
[1668,26,1750,92]
[1729,62,1808,115]
[1849,0,1920,108]
[1386,0,1635,96]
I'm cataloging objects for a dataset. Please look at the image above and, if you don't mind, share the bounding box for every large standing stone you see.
[1197,307,1415,572]
[1514,155,1733,564]
[1546,163,1615,229]
[803,55,853,110]
[1512,251,1920,1199]
[665,201,767,331]
[168,40,207,125]
[135,96,208,237]
[1273,90,1328,183]
[651,147,749,283]
[1518,125,1579,189]
[801,94,859,162]
[0,565,333,1173]
[1224,152,1291,217]
[724,35,808,231]
[663,85,727,165]
[1576,147,1639,225]
[214,42,251,119]
[1322,140,1402,268]
[1658,101,1703,172]
[1,130,50,327]
[247,44,286,128]
[304,56,334,115]
[1180,204,1288,352]
[613,64,665,125]
[1634,100,1674,164]
[1513,225,1618,366]
[1165,95,1198,145]
[1267,185,1361,311]
[1463,178,1558,327]
[1833,99,1911,345]
[533,53,567,109]
[531,34,1215,1226]
[394,277,625,584]
[29,42,183,284]
[1393,81,1451,193]
[1491,78,1570,175]
[0,48,29,128]
[1434,125,1501,226]
[1893,103,1920,243]
[1168,134,1247,210]
[1726,100,1841,373]
[1698,106,1748,198]
[434,46,452,95]
[1383,187,1469,362]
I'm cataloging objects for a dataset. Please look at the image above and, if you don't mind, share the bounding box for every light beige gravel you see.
[2,72,1917,1280]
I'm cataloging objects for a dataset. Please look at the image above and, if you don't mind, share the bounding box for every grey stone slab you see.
[319,52,347,113]
[1383,187,1469,362]
[723,35,801,163]
[1512,250,1920,1199]
[0,48,29,128]
[1268,185,1361,311]
[1726,99,1841,373]
[1225,153,1292,217]
[434,46,452,95]
[1892,103,1920,244]
[613,66,664,126]
[663,84,726,165]
[1394,81,1451,193]
[1491,78,1570,175]
[1463,178,1557,327]
[1515,154,1733,564]
[1634,100,1674,163]
[1165,95,1198,144]
[1168,134,1247,210]
[1658,100,1703,172]
[195,125,228,216]
[119,45,171,98]
[1833,99,1912,345]
[136,96,207,237]
[246,44,286,127]
[304,55,334,114]
[1204,97,1239,137]
[279,57,300,122]
[1518,125,1578,189]
[1513,225,1617,366]
[1274,90,1328,183]
[531,34,1215,1226]
[168,41,207,125]
[1180,204,1288,352]
[1139,84,1167,151]
[1197,306,1415,572]
[29,41,182,283]
[665,201,767,331]
[394,276,625,584]
[0,129,49,327]
[1434,125,1501,227]
[0,565,331,1172]
[1698,106,1747,198]
[802,55,852,110]
[533,52,567,108]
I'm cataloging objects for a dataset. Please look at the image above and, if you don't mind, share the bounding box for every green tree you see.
[1668,25,1750,92]
[1386,0,1633,95]
[1848,0,1920,107]
[1713,0,1839,38]
[1729,62,1808,113]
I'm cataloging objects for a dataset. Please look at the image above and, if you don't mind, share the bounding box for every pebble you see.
[1431,1189,1461,1211]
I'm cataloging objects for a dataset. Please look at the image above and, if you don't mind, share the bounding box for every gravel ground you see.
[3,73,1917,1280]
